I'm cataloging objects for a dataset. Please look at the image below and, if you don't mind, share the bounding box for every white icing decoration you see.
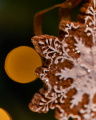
[54,1,96,118]
[84,0,96,44]
[32,1,96,120]
[56,35,96,119]
[56,105,81,120]
[39,38,62,65]
[63,23,80,37]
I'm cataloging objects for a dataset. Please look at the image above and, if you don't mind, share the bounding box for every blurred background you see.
[0,0,62,120]
[0,0,81,120]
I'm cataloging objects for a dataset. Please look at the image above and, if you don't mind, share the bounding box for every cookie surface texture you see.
[29,0,96,120]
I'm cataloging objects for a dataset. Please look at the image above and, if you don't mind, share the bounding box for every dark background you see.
[0,0,61,120]
[0,0,81,120]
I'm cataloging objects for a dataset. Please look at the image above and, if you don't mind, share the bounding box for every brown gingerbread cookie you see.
[29,0,96,120]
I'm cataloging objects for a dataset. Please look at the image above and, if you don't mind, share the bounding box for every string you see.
[33,0,82,35]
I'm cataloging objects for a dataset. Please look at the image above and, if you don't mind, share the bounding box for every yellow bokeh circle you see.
[4,46,42,84]
[0,108,12,120]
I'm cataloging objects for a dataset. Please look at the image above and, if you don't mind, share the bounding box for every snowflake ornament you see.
[29,0,96,120]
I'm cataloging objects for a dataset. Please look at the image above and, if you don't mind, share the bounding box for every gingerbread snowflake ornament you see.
[29,0,96,120]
